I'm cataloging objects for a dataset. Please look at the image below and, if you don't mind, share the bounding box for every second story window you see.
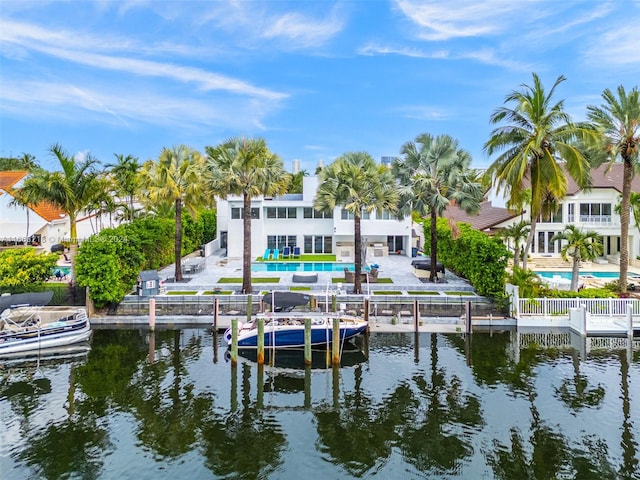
[341,209,370,220]
[231,207,260,219]
[579,203,612,224]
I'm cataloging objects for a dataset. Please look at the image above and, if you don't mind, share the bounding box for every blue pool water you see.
[252,262,371,272]
[536,270,639,280]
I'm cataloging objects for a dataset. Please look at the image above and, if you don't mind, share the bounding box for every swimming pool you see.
[536,270,639,280]
[251,262,371,273]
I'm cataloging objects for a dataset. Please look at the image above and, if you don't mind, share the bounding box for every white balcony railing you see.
[567,215,619,227]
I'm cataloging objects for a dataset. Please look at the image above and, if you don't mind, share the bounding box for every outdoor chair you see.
[273,248,280,260]
[293,246,301,258]
[263,248,271,260]
[282,246,291,258]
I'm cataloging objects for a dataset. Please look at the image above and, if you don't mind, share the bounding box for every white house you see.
[444,163,640,267]
[216,176,416,260]
[0,170,118,251]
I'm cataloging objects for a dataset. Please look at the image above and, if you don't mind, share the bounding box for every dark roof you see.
[139,270,159,281]
[442,201,519,231]
[566,163,640,195]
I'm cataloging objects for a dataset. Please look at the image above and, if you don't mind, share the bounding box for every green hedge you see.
[425,218,509,300]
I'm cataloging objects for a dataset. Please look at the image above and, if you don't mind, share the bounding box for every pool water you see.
[536,270,639,280]
[252,262,370,272]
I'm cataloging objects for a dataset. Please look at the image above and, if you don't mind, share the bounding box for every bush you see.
[426,219,509,300]
[0,248,57,289]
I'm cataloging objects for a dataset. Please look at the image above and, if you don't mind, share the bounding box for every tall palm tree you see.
[484,73,594,270]
[497,220,530,268]
[20,143,101,246]
[139,145,208,282]
[205,137,288,294]
[587,85,640,292]
[393,134,483,282]
[551,225,603,291]
[106,154,140,222]
[315,152,399,294]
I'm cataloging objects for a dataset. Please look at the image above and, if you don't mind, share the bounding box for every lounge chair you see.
[263,248,271,260]
[282,246,291,258]
[273,248,280,260]
[293,246,301,258]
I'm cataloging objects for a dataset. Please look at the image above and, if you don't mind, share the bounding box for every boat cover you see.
[262,291,310,309]
[0,291,54,311]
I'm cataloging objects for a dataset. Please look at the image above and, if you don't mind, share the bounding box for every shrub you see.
[426,219,510,300]
[0,248,57,289]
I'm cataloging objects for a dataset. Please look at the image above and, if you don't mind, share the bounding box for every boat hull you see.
[0,307,92,358]
[224,315,368,349]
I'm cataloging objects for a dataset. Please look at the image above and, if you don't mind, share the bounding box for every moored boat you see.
[223,291,368,349]
[0,305,92,358]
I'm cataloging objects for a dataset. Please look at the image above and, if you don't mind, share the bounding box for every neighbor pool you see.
[251,262,371,272]
[536,270,639,280]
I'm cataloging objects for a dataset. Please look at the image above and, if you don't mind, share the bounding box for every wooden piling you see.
[332,317,340,365]
[363,298,369,323]
[213,297,219,330]
[257,318,265,364]
[627,304,633,339]
[149,297,156,332]
[464,301,472,334]
[304,317,312,365]
[413,299,419,332]
[230,318,238,365]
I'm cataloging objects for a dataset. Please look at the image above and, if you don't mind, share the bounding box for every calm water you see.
[252,262,372,272]
[2,328,639,479]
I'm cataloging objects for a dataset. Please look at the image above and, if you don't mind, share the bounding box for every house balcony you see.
[567,215,620,228]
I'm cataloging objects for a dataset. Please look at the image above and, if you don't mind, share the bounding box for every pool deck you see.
[157,251,477,294]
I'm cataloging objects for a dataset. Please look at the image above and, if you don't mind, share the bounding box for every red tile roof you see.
[0,170,67,222]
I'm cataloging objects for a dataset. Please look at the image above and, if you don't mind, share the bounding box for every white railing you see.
[519,298,640,317]
[566,215,619,227]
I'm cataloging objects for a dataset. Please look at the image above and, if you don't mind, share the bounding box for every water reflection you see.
[1,328,638,479]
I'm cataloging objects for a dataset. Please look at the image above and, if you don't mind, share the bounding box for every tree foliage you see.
[0,248,57,289]
[75,226,145,308]
[429,218,509,299]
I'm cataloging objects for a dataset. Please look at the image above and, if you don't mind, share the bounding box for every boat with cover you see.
[223,291,368,349]
[0,295,91,358]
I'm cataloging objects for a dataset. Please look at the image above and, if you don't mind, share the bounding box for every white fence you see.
[518,298,640,318]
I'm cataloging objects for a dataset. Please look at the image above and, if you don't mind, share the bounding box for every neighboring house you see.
[0,170,114,250]
[0,171,68,249]
[216,176,415,260]
[445,164,640,266]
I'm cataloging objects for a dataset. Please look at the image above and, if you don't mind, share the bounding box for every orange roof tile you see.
[0,170,67,222]
[0,171,28,190]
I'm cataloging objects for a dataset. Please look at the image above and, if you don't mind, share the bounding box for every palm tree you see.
[315,152,399,294]
[20,144,101,246]
[615,192,640,233]
[205,137,288,294]
[587,85,640,292]
[287,169,308,194]
[106,154,140,222]
[484,73,594,270]
[393,134,483,282]
[139,145,208,282]
[551,225,603,291]
[497,220,530,268]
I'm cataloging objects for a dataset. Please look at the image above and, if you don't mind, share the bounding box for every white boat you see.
[223,291,368,349]
[0,305,92,358]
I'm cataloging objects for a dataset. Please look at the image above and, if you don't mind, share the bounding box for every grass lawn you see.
[255,254,337,262]
[372,291,404,295]
[406,291,441,295]
[217,277,280,284]
[289,286,311,291]
[166,291,198,295]
[332,277,393,284]
[444,291,476,296]
[203,290,233,295]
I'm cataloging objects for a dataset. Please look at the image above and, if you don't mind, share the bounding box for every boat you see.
[0,304,92,358]
[223,291,368,349]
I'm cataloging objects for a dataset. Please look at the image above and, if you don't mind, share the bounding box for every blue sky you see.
[1,1,639,174]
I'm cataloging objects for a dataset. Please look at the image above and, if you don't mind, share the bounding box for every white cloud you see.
[396,105,450,121]
[0,19,287,101]
[584,23,640,66]
[393,0,523,40]
[262,11,344,47]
